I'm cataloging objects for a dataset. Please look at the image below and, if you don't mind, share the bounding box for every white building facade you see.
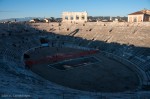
[128,9,150,22]
[62,11,88,23]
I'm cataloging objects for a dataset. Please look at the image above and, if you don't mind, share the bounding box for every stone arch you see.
[76,15,79,20]
[65,16,68,20]
[81,15,85,20]
[70,15,74,20]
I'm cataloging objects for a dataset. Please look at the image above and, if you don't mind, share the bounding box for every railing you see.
[25,49,98,66]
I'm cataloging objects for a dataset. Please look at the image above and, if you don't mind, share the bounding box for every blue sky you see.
[0,0,150,19]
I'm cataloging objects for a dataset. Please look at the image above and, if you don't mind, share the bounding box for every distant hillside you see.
[0,17,44,22]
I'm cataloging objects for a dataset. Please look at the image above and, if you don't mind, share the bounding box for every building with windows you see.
[128,9,150,22]
[62,11,88,23]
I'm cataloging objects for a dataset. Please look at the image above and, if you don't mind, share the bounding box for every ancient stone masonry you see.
[62,11,88,23]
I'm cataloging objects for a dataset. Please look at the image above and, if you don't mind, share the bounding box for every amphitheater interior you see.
[0,22,150,99]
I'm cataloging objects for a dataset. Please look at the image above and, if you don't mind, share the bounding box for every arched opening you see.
[76,15,79,20]
[81,15,85,20]
[70,16,74,20]
[65,16,68,20]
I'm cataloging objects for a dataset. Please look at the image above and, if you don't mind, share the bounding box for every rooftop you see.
[128,9,150,15]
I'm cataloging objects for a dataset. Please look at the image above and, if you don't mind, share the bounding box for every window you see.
[133,17,137,22]
[81,15,85,20]
[70,16,74,20]
[76,15,79,20]
[65,16,68,20]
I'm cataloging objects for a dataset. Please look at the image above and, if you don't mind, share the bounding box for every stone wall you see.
[30,22,150,47]
[62,11,88,23]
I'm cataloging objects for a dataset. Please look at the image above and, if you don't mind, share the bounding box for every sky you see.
[0,0,150,19]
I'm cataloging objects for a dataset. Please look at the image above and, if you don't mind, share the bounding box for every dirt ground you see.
[26,46,140,92]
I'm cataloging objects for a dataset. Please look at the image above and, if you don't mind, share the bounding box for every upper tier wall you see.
[30,22,150,48]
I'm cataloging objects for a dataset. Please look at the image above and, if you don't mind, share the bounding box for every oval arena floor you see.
[26,46,140,92]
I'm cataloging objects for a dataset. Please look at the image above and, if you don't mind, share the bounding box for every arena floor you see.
[25,46,140,92]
